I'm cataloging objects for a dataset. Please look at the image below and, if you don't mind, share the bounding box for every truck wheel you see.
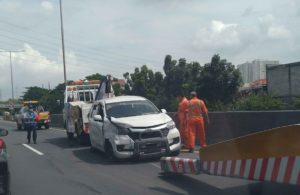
[78,133,91,146]
[45,124,49,129]
[67,132,74,139]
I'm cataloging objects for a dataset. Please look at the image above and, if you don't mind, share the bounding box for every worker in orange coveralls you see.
[176,94,189,148]
[187,91,209,153]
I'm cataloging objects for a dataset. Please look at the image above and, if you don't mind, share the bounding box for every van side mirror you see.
[93,115,103,122]
[161,109,167,114]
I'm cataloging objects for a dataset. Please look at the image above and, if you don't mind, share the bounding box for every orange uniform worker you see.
[176,94,189,148]
[186,91,209,152]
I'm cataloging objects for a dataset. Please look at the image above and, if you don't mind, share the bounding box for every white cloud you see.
[41,1,53,12]
[268,26,291,39]
[242,6,253,17]
[0,1,21,12]
[259,14,291,40]
[192,20,241,50]
[0,44,63,99]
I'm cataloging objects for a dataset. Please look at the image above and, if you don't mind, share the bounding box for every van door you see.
[89,102,106,150]
[89,104,99,148]
[95,103,105,149]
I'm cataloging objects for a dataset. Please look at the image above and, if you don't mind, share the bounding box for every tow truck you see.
[63,80,100,144]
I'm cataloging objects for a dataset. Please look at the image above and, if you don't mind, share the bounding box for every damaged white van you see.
[88,95,181,159]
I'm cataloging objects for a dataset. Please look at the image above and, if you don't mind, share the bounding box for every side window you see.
[91,104,98,118]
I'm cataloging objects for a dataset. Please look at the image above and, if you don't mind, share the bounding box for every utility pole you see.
[0,50,25,100]
[59,0,67,85]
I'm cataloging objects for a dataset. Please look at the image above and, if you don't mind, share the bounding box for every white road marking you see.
[50,128,65,132]
[22,144,44,156]
[150,163,161,169]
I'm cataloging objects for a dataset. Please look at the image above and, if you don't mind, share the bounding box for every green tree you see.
[199,54,242,103]
[85,73,106,81]
[23,87,49,101]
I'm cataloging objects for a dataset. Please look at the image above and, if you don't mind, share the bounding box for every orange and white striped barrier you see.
[160,157,201,175]
[160,124,300,186]
[202,156,300,185]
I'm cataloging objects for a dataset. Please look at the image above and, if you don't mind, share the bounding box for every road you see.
[0,120,299,195]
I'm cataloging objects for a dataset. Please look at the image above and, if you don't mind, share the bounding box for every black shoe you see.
[189,149,194,153]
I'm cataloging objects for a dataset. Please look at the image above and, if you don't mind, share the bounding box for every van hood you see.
[110,113,172,128]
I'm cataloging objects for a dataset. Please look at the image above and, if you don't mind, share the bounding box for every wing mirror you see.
[161,109,167,114]
[0,128,8,137]
[93,115,103,122]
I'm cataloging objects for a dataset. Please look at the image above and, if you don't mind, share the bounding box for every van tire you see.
[105,141,116,161]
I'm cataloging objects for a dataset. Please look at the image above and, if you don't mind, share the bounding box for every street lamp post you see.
[59,0,67,85]
[0,50,25,100]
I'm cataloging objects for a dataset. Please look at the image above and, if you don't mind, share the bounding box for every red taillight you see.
[0,139,6,150]
[83,123,89,133]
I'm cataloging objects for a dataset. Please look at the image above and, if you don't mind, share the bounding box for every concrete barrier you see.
[50,111,300,143]
[169,110,300,144]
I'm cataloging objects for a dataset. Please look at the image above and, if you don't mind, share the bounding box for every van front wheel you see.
[105,142,116,161]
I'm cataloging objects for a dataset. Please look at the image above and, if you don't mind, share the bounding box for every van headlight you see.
[116,125,129,135]
[167,121,176,130]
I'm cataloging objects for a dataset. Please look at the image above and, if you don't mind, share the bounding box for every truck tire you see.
[45,124,49,129]
[78,133,91,146]
[67,132,74,139]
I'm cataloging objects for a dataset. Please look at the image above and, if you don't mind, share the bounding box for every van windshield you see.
[105,100,160,118]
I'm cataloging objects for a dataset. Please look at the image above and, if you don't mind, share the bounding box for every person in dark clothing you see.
[26,105,37,144]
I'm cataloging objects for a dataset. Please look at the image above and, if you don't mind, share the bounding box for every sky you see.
[0,0,299,100]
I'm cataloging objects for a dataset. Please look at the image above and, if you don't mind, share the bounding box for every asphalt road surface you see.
[1,120,299,195]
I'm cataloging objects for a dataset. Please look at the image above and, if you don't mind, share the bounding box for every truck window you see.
[79,92,85,101]
[85,92,93,102]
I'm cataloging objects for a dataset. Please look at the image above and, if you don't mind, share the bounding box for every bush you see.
[232,93,284,111]
[292,97,300,109]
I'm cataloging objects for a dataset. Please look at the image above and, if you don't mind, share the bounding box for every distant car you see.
[89,96,181,160]
[0,128,9,195]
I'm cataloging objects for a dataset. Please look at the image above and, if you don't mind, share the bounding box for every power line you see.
[0,20,161,64]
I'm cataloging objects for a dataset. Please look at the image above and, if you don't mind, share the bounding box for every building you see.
[237,60,279,84]
[267,61,300,99]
